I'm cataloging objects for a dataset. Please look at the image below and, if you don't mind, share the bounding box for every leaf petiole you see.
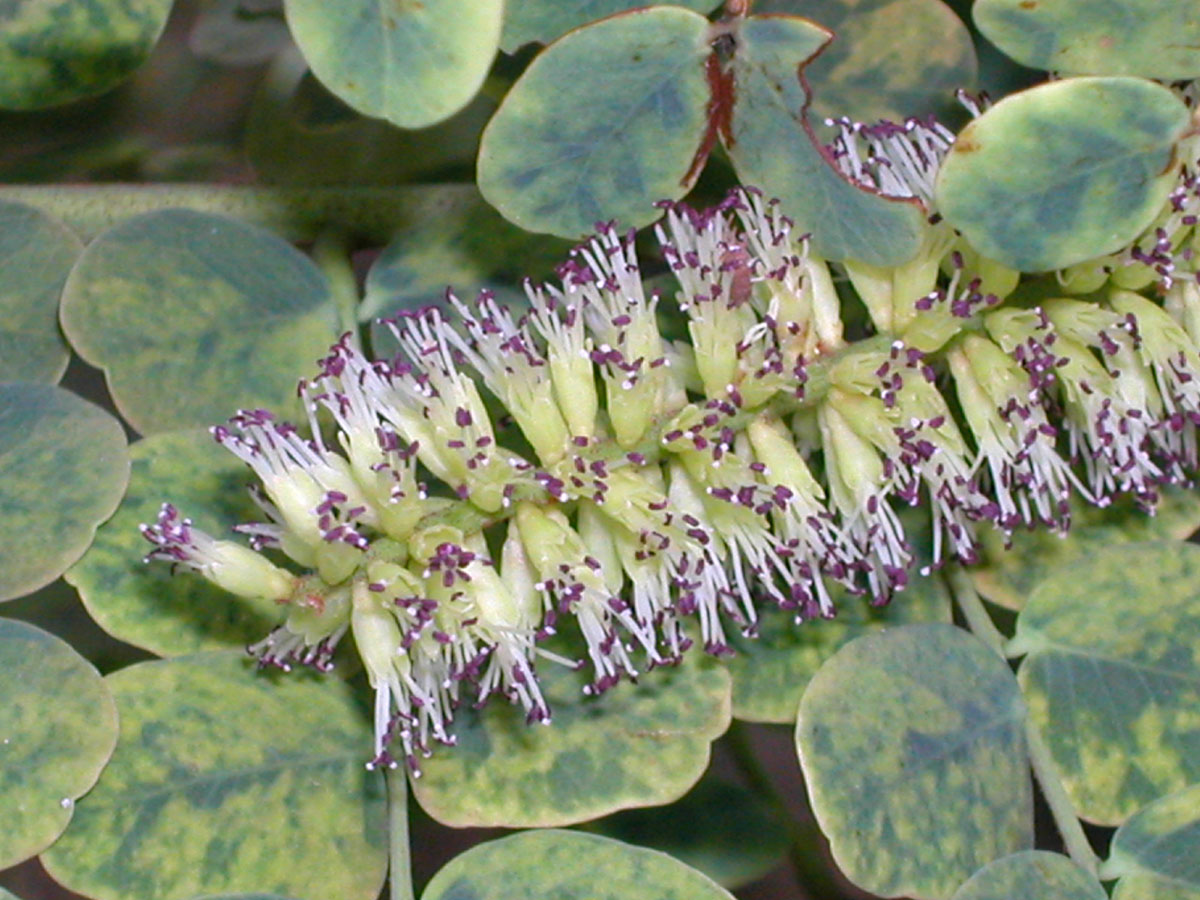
[387,766,416,900]
[944,567,1101,876]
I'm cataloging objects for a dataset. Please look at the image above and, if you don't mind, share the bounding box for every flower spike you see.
[141,181,1200,771]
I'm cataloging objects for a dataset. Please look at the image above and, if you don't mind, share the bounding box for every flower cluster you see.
[143,147,1200,770]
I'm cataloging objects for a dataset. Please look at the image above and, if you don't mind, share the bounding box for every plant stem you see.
[386,766,416,900]
[1023,717,1101,874]
[0,183,474,243]
[944,567,1009,656]
[725,721,848,899]
[312,230,361,336]
[943,567,1100,875]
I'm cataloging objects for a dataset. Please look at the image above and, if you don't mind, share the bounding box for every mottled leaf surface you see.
[754,0,976,123]
[726,573,951,723]
[974,0,1200,80]
[422,829,736,900]
[478,7,711,239]
[66,429,282,657]
[284,0,502,129]
[971,489,1200,610]
[1012,542,1200,825]
[412,659,731,827]
[1113,871,1200,900]
[0,383,129,602]
[0,0,172,109]
[0,202,82,383]
[42,652,386,900]
[950,851,1105,900]
[0,619,118,868]
[501,0,721,53]
[726,14,928,266]
[935,77,1189,272]
[1105,784,1200,891]
[581,777,787,888]
[361,186,572,334]
[797,623,1032,899]
[60,209,338,434]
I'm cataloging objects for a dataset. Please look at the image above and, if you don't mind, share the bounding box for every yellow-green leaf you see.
[950,851,1105,900]
[0,383,129,602]
[66,429,282,657]
[580,777,787,889]
[421,830,736,900]
[970,489,1200,611]
[1012,542,1200,825]
[246,57,495,188]
[0,0,172,109]
[412,659,731,827]
[0,619,118,868]
[1104,783,1200,892]
[42,652,386,900]
[361,185,572,330]
[797,623,1032,899]
[0,202,81,384]
[60,209,338,435]
[725,573,951,723]
[1113,870,1200,900]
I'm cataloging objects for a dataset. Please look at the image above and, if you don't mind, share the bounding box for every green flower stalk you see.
[143,168,1200,770]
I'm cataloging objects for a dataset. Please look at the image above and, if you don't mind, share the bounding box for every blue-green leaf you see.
[974,0,1200,80]
[753,0,977,123]
[478,6,712,239]
[725,14,929,266]
[283,0,503,129]
[501,0,722,53]
[934,76,1189,273]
